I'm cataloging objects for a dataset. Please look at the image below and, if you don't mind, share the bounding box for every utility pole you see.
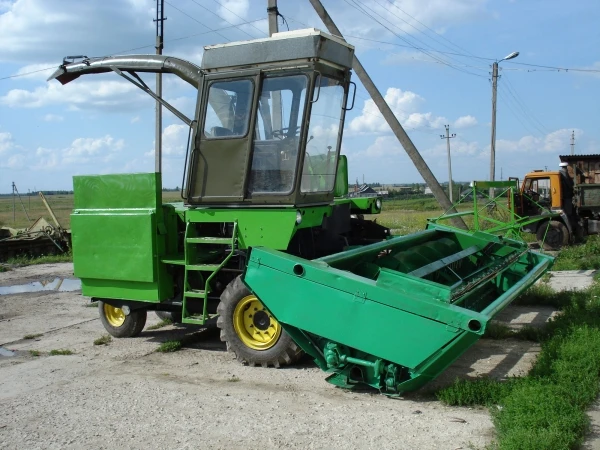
[154,0,166,174]
[490,61,498,195]
[12,182,15,223]
[489,51,519,198]
[267,0,283,133]
[570,130,575,155]
[440,125,456,202]
[308,0,466,229]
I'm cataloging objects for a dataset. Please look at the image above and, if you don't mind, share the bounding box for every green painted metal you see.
[181,221,238,325]
[429,180,560,240]
[182,205,330,250]
[242,222,554,395]
[71,173,172,302]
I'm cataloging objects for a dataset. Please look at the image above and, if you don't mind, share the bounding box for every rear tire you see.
[98,301,147,338]
[216,276,302,368]
[537,220,569,250]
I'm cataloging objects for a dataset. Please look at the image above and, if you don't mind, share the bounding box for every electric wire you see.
[0,18,267,81]
[500,71,549,135]
[187,0,257,40]
[370,0,485,71]
[341,0,486,78]
[165,0,231,43]
[208,0,267,37]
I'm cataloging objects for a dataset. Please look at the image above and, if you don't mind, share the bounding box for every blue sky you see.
[1,0,599,193]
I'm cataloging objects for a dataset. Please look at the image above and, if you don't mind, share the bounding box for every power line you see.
[0,18,267,82]
[165,0,231,42]
[208,0,267,37]
[187,0,257,40]
[370,0,484,71]
[505,60,600,73]
[501,71,549,135]
[341,0,487,78]
[382,0,479,59]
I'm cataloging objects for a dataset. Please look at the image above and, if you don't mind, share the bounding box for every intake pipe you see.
[47,55,203,88]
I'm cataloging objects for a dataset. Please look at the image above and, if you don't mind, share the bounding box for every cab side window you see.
[204,80,253,139]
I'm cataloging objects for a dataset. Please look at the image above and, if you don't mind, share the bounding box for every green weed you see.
[0,265,10,272]
[552,235,600,271]
[93,335,112,346]
[156,340,182,353]
[49,349,73,356]
[23,333,43,340]
[147,318,173,330]
[29,350,41,357]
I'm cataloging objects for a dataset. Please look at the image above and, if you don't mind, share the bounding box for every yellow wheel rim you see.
[233,295,281,350]
[103,304,126,327]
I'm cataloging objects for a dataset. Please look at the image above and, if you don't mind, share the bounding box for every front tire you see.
[216,276,302,368]
[537,220,569,250]
[99,301,147,338]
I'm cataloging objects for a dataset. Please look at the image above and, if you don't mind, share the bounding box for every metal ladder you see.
[182,221,238,325]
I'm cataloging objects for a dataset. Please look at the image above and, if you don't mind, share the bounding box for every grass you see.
[86,301,99,307]
[23,333,43,340]
[551,235,600,271]
[49,349,74,356]
[227,375,241,382]
[436,281,600,450]
[93,335,112,346]
[156,340,182,353]
[5,252,73,266]
[0,265,10,272]
[147,318,173,330]
[29,350,41,357]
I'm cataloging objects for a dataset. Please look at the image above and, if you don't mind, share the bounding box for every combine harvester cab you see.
[243,222,553,395]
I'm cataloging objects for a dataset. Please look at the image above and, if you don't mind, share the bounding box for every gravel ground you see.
[0,263,569,450]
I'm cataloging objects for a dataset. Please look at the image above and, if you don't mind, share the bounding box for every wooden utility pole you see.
[267,0,283,133]
[308,0,465,228]
[440,125,456,202]
[154,0,166,173]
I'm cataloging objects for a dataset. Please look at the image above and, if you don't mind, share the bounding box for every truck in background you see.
[513,154,600,250]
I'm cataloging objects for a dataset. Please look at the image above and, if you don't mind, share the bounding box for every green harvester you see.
[49,28,553,395]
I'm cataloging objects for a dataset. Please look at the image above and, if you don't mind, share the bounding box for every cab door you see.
[187,71,260,203]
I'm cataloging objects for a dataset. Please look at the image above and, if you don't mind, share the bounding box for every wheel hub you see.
[103,304,125,327]
[233,295,282,350]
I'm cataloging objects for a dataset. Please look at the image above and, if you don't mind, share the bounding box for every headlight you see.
[296,210,303,225]
[376,198,382,209]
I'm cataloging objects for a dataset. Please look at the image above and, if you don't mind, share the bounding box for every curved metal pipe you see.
[47,55,203,88]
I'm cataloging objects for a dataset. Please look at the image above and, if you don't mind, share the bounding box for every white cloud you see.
[496,128,584,154]
[454,115,478,128]
[1,78,150,111]
[43,113,63,122]
[348,87,446,134]
[145,124,189,158]
[130,116,140,124]
[0,132,14,155]
[0,0,154,63]
[0,132,26,168]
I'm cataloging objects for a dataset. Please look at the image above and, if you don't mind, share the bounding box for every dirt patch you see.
[0,263,563,449]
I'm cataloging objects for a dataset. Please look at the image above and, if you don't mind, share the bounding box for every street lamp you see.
[490,51,519,197]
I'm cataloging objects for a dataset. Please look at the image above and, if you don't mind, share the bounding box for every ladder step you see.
[184,290,206,298]
[182,316,206,325]
[186,264,221,272]
[187,237,233,244]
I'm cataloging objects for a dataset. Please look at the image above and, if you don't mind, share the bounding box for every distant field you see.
[0,191,184,230]
[1,192,486,237]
